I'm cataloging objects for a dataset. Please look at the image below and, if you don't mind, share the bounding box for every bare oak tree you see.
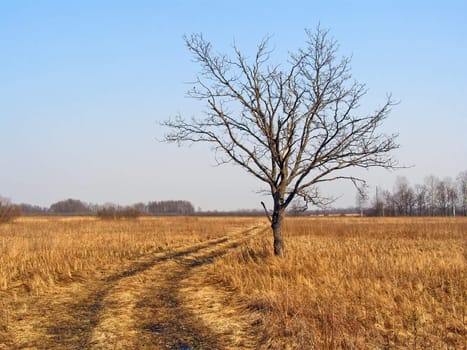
[163,27,399,256]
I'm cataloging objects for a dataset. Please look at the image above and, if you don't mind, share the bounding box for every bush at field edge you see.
[0,204,21,223]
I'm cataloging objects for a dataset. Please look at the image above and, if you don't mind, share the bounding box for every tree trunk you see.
[271,209,285,257]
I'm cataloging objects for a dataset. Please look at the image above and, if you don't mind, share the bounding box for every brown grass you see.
[0,216,254,294]
[0,216,260,349]
[210,217,467,349]
[1,216,465,349]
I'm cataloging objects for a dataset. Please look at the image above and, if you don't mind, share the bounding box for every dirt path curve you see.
[37,224,266,350]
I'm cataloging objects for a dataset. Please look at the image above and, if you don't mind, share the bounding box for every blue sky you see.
[1,1,466,210]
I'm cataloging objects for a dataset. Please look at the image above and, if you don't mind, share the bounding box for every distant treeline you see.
[9,198,195,217]
[2,169,466,221]
[357,171,467,217]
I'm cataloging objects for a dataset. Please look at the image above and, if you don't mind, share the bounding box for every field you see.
[0,216,465,349]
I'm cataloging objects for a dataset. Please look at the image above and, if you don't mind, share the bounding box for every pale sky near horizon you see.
[1,1,466,211]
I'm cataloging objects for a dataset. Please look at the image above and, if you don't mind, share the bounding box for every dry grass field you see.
[211,217,467,349]
[0,216,465,349]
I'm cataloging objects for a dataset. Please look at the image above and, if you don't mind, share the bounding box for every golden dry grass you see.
[1,216,465,349]
[0,216,260,349]
[0,216,254,294]
[210,217,467,349]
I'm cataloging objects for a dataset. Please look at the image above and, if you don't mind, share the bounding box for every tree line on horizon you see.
[1,169,466,222]
[357,170,467,217]
[0,197,195,221]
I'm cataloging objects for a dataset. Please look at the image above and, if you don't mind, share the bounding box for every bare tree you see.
[356,184,369,217]
[444,177,458,216]
[0,195,21,224]
[425,175,438,216]
[163,27,399,256]
[372,186,385,217]
[381,190,396,216]
[457,170,467,216]
[436,179,449,216]
[414,184,428,216]
[393,176,415,216]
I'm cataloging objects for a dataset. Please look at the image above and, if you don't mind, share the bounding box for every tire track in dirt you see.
[129,233,265,350]
[88,225,266,349]
[37,235,235,350]
[36,224,266,349]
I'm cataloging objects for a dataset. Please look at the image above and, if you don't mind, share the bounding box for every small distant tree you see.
[119,207,141,219]
[132,202,148,214]
[414,184,428,216]
[382,190,395,216]
[164,26,399,256]
[425,175,438,216]
[372,186,385,216]
[356,185,369,217]
[0,196,21,223]
[457,171,467,216]
[444,177,458,216]
[287,199,308,216]
[435,180,448,216]
[96,207,117,220]
[392,176,415,216]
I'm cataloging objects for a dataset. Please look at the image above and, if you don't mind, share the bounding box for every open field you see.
[0,216,465,349]
[211,217,466,349]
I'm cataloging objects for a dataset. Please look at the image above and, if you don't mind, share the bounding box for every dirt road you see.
[7,224,266,350]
